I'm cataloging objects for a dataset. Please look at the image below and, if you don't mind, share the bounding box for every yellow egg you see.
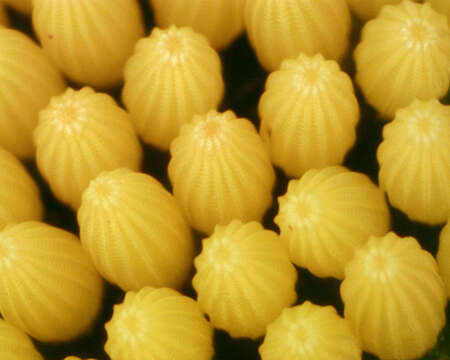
[355,0,450,119]
[0,221,103,342]
[78,168,194,291]
[193,220,298,339]
[34,87,142,210]
[0,28,65,158]
[2,0,32,14]
[259,53,359,177]
[122,26,224,150]
[168,110,275,234]
[32,0,144,88]
[259,301,362,360]
[275,166,390,279]
[245,0,351,71]
[148,0,246,50]
[346,0,403,20]
[429,0,450,22]
[105,287,214,360]
[0,148,43,229]
[340,232,447,360]
[437,221,450,298]
[377,99,450,224]
[0,319,43,360]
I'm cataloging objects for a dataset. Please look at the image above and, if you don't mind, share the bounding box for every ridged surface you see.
[377,99,450,224]
[123,26,224,150]
[0,28,65,158]
[259,301,361,360]
[0,319,43,360]
[275,166,390,279]
[429,0,450,22]
[259,54,359,177]
[346,0,403,19]
[245,0,351,71]
[355,1,450,119]
[193,220,298,339]
[0,221,103,342]
[149,0,246,49]
[32,0,144,88]
[168,110,275,234]
[2,0,32,14]
[105,287,214,360]
[340,232,447,360]
[0,148,43,230]
[437,222,450,298]
[78,168,194,291]
[34,87,142,210]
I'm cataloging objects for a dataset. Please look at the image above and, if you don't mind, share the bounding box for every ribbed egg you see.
[437,221,450,298]
[0,319,43,360]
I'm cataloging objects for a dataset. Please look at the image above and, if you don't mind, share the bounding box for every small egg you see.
[0,319,43,360]
[0,147,43,229]
[105,287,214,360]
[148,0,246,50]
[123,25,224,150]
[0,221,103,342]
[346,0,403,20]
[34,87,142,210]
[275,166,390,279]
[377,99,450,224]
[340,232,447,360]
[168,110,275,234]
[245,0,351,71]
[437,221,450,298]
[78,168,194,291]
[259,301,362,360]
[259,53,359,177]
[32,0,144,88]
[193,220,298,339]
[354,0,450,118]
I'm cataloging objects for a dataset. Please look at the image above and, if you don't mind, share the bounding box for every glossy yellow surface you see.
[377,99,450,224]
[169,110,275,234]
[341,232,447,360]
[259,301,361,360]
[0,28,65,158]
[34,87,142,210]
[105,287,214,360]
[0,148,43,230]
[33,0,144,88]
[149,0,246,49]
[0,319,43,360]
[193,220,297,339]
[355,1,450,119]
[123,26,224,150]
[259,53,359,177]
[245,0,351,71]
[429,0,450,21]
[275,166,390,279]
[346,0,403,19]
[78,168,194,291]
[0,221,103,342]
[437,222,450,298]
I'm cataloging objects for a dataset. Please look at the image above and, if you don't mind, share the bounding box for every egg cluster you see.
[0,1,448,360]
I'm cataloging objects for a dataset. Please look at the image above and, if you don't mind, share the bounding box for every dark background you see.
[5,0,449,359]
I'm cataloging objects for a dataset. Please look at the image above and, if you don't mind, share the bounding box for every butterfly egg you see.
[275,166,390,279]
[2,0,32,14]
[259,301,362,360]
[354,0,450,119]
[346,0,403,20]
[377,99,450,224]
[0,28,65,159]
[437,222,450,298]
[123,25,224,150]
[78,168,195,292]
[245,0,351,71]
[0,319,43,360]
[429,0,450,22]
[148,0,246,50]
[168,109,275,234]
[193,220,298,339]
[0,148,43,229]
[0,221,103,342]
[34,87,142,210]
[105,287,214,360]
[32,0,144,88]
[259,53,359,177]
[340,232,447,360]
